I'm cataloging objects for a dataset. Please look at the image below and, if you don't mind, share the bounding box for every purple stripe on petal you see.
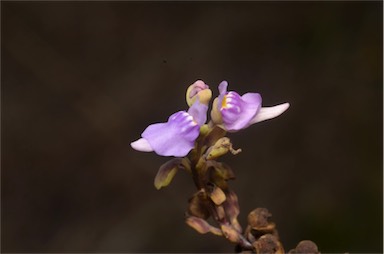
[221,92,262,132]
[142,111,200,157]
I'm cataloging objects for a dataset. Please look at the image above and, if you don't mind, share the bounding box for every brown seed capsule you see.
[288,240,320,254]
[248,208,271,228]
[252,234,284,254]
[246,208,280,243]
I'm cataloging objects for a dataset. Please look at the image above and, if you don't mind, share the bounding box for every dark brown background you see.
[2,1,382,253]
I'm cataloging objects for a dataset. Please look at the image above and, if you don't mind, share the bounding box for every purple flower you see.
[211,81,289,132]
[131,100,208,157]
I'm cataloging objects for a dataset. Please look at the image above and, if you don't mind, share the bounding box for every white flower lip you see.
[131,138,153,152]
[250,103,290,125]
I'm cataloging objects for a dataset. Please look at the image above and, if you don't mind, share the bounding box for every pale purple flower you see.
[212,81,290,132]
[131,100,208,157]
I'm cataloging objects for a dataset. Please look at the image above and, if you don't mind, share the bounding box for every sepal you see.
[185,216,222,236]
[207,184,226,205]
[223,190,242,232]
[154,158,189,190]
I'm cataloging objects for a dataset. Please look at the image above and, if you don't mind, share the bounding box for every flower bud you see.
[186,80,212,106]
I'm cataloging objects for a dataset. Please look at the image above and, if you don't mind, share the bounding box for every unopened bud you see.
[186,80,212,106]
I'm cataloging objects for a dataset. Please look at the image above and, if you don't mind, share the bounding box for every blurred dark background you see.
[2,1,382,253]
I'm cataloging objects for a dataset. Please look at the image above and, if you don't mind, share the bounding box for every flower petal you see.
[210,81,229,125]
[249,103,290,125]
[242,92,262,107]
[221,92,261,132]
[218,80,228,95]
[130,138,153,152]
[187,99,208,126]
[141,111,200,157]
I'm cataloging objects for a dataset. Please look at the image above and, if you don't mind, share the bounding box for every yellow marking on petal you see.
[221,95,228,108]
